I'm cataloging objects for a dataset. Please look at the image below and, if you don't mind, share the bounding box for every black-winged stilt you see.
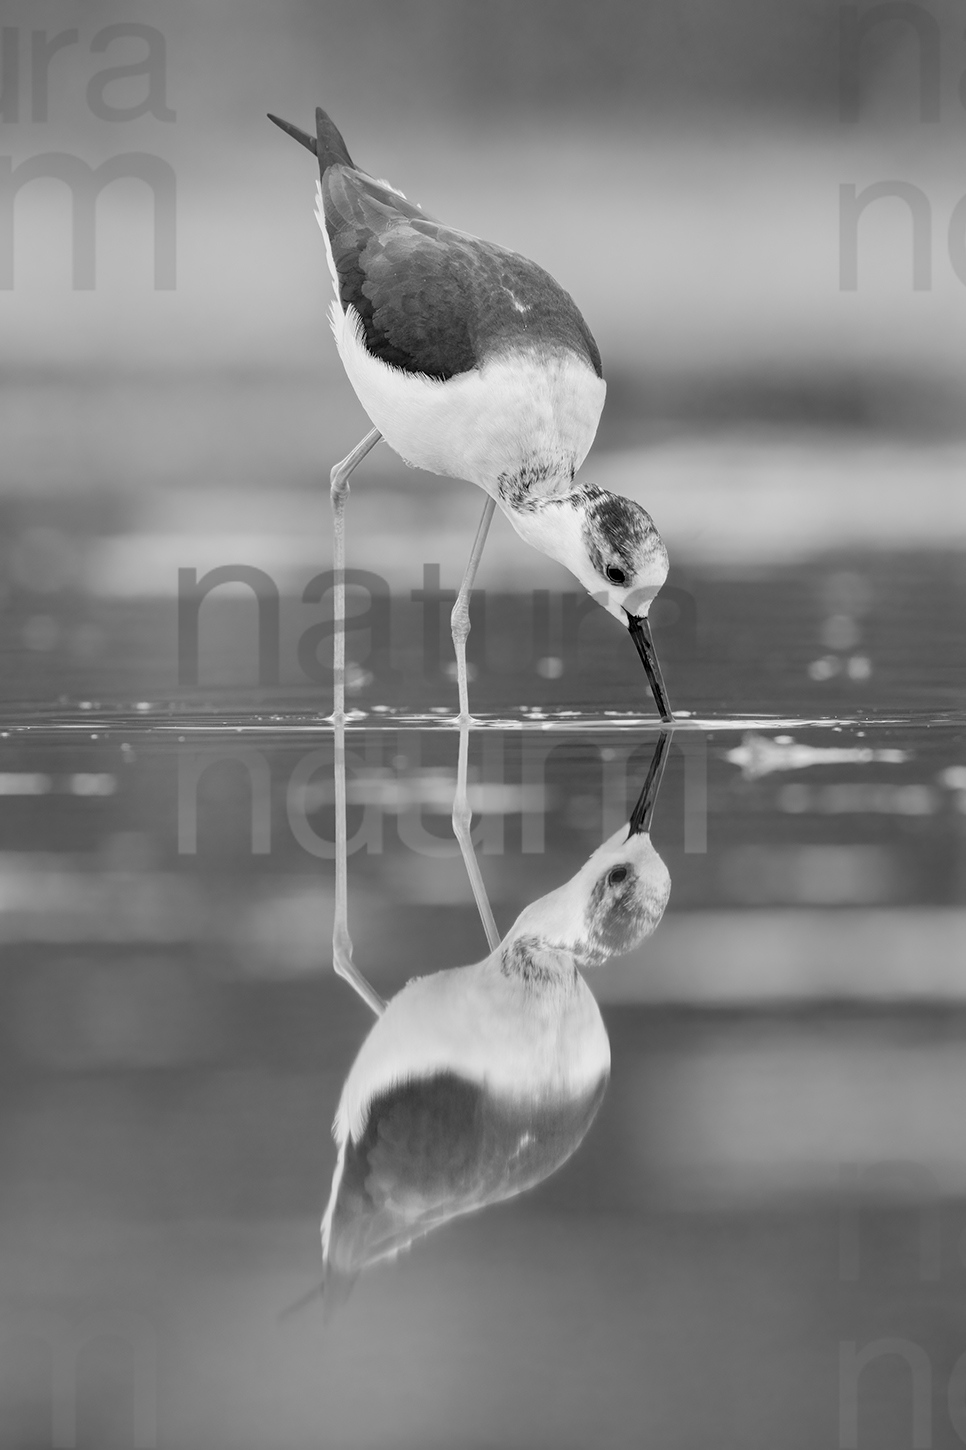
[314,731,671,1303]
[268,107,673,723]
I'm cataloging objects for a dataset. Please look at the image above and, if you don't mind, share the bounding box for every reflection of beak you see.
[268,112,318,157]
[627,731,671,837]
[627,614,673,722]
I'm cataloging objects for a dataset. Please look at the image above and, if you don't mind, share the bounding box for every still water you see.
[1,555,965,1449]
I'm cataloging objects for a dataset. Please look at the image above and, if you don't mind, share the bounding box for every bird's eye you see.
[608,866,628,886]
[606,566,626,585]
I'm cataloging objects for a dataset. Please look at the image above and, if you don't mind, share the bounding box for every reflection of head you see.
[502,731,672,972]
[504,821,670,973]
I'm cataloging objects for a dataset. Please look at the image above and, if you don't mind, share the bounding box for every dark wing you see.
[325,1072,608,1277]
[323,166,603,381]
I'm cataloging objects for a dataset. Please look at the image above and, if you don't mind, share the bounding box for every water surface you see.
[1,558,964,1449]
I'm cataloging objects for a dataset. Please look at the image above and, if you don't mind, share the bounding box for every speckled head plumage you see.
[503,483,668,616]
[501,733,672,974]
[505,482,672,719]
[580,488,670,621]
[501,824,670,976]
[579,840,671,967]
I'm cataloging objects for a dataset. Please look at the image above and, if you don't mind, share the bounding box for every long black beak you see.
[627,615,673,723]
[267,113,318,156]
[627,730,671,837]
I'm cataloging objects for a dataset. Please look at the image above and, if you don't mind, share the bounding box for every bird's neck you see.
[498,935,580,993]
[495,460,583,512]
[498,481,596,580]
[487,937,611,1087]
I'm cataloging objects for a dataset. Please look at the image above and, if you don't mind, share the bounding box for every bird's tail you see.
[276,1264,358,1326]
[315,107,354,171]
[267,106,355,175]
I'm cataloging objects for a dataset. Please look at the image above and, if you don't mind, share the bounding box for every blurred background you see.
[2,2,966,1447]
[3,0,966,613]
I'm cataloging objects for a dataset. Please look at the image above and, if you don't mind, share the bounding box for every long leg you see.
[332,712,386,1016]
[450,495,496,724]
[452,720,500,951]
[329,426,384,1013]
[330,428,381,724]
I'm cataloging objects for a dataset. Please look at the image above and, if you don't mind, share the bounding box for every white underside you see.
[320,957,609,1258]
[333,961,610,1147]
[315,183,606,494]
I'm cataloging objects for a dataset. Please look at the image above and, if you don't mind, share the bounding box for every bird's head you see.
[503,735,671,971]
[509,487,672,719]
[578,488,670,623]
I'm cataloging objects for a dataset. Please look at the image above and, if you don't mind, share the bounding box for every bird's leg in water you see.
[452,720,501,951]
[332,711,386,1016]
[450,495,496,723]
[330,428,382,724]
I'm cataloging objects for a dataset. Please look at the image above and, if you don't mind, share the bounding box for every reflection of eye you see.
[606,566,626,585]
[608,866,628,886]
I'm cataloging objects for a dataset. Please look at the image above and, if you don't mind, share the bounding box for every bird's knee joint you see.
[451,603,471,641]
[332,923,353,963]
[329,467,351,498]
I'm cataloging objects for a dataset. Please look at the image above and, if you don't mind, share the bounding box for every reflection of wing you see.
[322,167,603,381]
[325,1071,608,1277]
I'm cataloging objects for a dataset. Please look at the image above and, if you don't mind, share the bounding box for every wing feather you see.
[321,166,603,382]
[324,1071,607,1276]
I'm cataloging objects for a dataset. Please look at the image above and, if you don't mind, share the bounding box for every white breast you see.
[334,305,605,492]
[321,959,609,1260]
[333,961,611,1147]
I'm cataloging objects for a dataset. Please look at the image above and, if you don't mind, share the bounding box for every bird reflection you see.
[318,731,672,1305]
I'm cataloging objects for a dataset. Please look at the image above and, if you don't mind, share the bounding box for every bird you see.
[314,732,672,1305]
[268,106,673,723]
